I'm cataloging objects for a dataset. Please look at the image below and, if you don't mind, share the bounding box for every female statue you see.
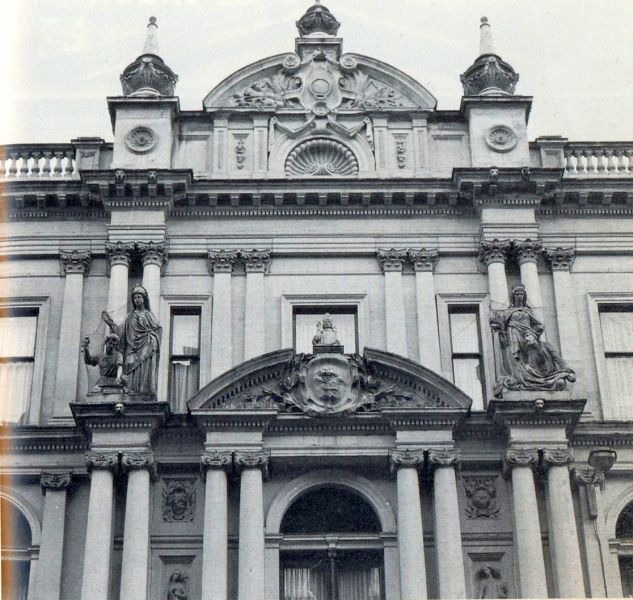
[102,285,161,395]
[490,284,575,396]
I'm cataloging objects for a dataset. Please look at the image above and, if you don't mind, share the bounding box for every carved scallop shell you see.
[124,126,158,154]
[484,125,518,153]
[285,139,359,177]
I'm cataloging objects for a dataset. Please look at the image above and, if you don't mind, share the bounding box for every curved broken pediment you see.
[188,347,472,417]
[203,53,436,112]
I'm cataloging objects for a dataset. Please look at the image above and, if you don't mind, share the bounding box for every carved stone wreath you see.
[162,480,196,522]
[125,126,159,154]
[285,139,359,177]
[484,125,518,153]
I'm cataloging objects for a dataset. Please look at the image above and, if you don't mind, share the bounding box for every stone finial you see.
[512,239,543,265]
[40,471,73,491]
[241,249,272,273]
[460,17,518,95]
[478,239,511,266]
[120,17,178,96]
[208,249,239,274]
[543,247,575,271]
[377,248,407,272]
[389,448,425,473]
[60,250,91,276]
[296,2,340,37]
[408,248,439,272]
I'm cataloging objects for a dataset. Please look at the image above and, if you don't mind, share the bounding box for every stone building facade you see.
[1,4,633,599]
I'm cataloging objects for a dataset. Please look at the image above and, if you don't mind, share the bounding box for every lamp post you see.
[574,448,617,519]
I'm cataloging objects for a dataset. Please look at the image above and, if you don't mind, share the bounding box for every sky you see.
[2,0,633,144]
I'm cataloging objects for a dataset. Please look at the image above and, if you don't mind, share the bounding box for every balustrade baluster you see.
[64,151,75,176]
[42,151,53,176]
[594,149,606,175]
[19,152,30,177]
[53,151,64,176]
[574,150,585,175]
[616,150,626,175]
[606,150,617,173]
[8,153,18,177]
[563,150,574,174]
[31,151,41,177]
[626,150,633,174]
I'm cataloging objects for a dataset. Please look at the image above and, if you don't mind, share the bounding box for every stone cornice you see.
[543,246,575,271]
[0,426,87,454]
[208,249,239,274]
[60,250,91,276]
[71,401,170,434]
[376,248,407,272]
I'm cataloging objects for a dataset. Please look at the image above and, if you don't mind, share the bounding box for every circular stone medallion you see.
[125,126,159,154]
[485,125,518,153]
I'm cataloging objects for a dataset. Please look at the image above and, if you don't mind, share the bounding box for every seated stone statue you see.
[82,334,124,390]
[312,313,342,347]
[490,284,575,396]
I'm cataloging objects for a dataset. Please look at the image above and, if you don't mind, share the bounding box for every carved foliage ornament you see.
[285,139,358,177]
[296,3,340,36]
[121,452,155,471]
[395,136,407,168]
[208,249,239,273]
[125,126,159,154]
[234,450,270,479]
[503,448,538,471]
[478,240,511,266]
[200,450,233,471]
[41,471,72,490]
[60,250,91,276]
[162,480,196,522]
[389,448,425,472]
[512,239,542,264]
[485,126,518,153]
[86,452,119,471]
[428,448,461,468]
[463,477,500,518]
[408,248,439,272]
[377,248,407,272]
[544,247,575,271]
[543,448,574,468]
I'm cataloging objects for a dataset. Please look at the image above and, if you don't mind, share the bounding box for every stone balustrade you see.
[563,142,633,176]
[1,144,77,178]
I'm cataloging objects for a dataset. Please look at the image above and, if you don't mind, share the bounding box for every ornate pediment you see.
[203,53,435,113]
[188,348,471,417]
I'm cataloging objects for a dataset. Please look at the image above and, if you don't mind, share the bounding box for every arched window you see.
[1,499,33,600]
[279,487,384,600]
[617,501,633,596]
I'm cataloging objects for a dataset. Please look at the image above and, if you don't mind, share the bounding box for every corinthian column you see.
[377,249,408,356]
[389,449,427,600]
[32,472,73,600]
[137,241,168,314]
[479,240,511,308]
[208,250,238,378]
[543,247,579,366]
[54,250,91,417]
[543,449,585,597]
[242,250,271,361]
[200,450,233,600]
[513,239,545,323]
[81,452,119,600]
[105,241,134,323]
[119,452,155,600]
[408,249,441,372]
[235,450,270,600]
[428,448,466,599]
[502,448,547,598]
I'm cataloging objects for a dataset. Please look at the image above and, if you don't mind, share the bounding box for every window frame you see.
[281,294,369,354]
[158,295,211,406]
[588,293,633,419]
[0,297,49,425]
[168,307,202,412]
[436,293,494,409]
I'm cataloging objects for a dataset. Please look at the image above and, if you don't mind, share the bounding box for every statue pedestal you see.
[313,343,344,354]
[84,385,155,405]
[499,389,574,403]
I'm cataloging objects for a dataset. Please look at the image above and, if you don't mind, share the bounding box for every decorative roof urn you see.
[296,1,341,37]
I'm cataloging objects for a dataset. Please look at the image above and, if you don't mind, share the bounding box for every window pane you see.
[453,358,484,410]
[0,316,37,358]
[604,357,633,419]
[171,313,200,356]
[337,566,382,600]
[170,359,199,412]
[283,565,329,600]
[449,311,480,354]
[295,312,357,354]
[0,362,33,423]
[600,311,633,353]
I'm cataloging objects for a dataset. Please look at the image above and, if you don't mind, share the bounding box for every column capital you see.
[428,448,461,469]
[85,451,119,472]
[105,241,134,269]
[377,248,407,272]
[543,448,574,468]
[389,448,426,473]
[200,450,233,476]
[408,248,439,272]
[121,451,156,475]
[502,447,539,474]
[512,238,543,265]
[234,450,270,479]
[543,246,576,271]
[60,250,91,276]
[241,249,271,274]
[136,241,168,269]
[572,466,604,489]
[208,249,239,274]
[40,470,73,491]
[478,239,511,266]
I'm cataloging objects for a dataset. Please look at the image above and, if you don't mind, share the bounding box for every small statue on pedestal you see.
[166,570,189,600]
[82,334,125,391]
[312,313,344,353]
[490,284,575,397]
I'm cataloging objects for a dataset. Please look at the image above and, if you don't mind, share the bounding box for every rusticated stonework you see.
[463,477,500,518]
[162,480,196,522]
